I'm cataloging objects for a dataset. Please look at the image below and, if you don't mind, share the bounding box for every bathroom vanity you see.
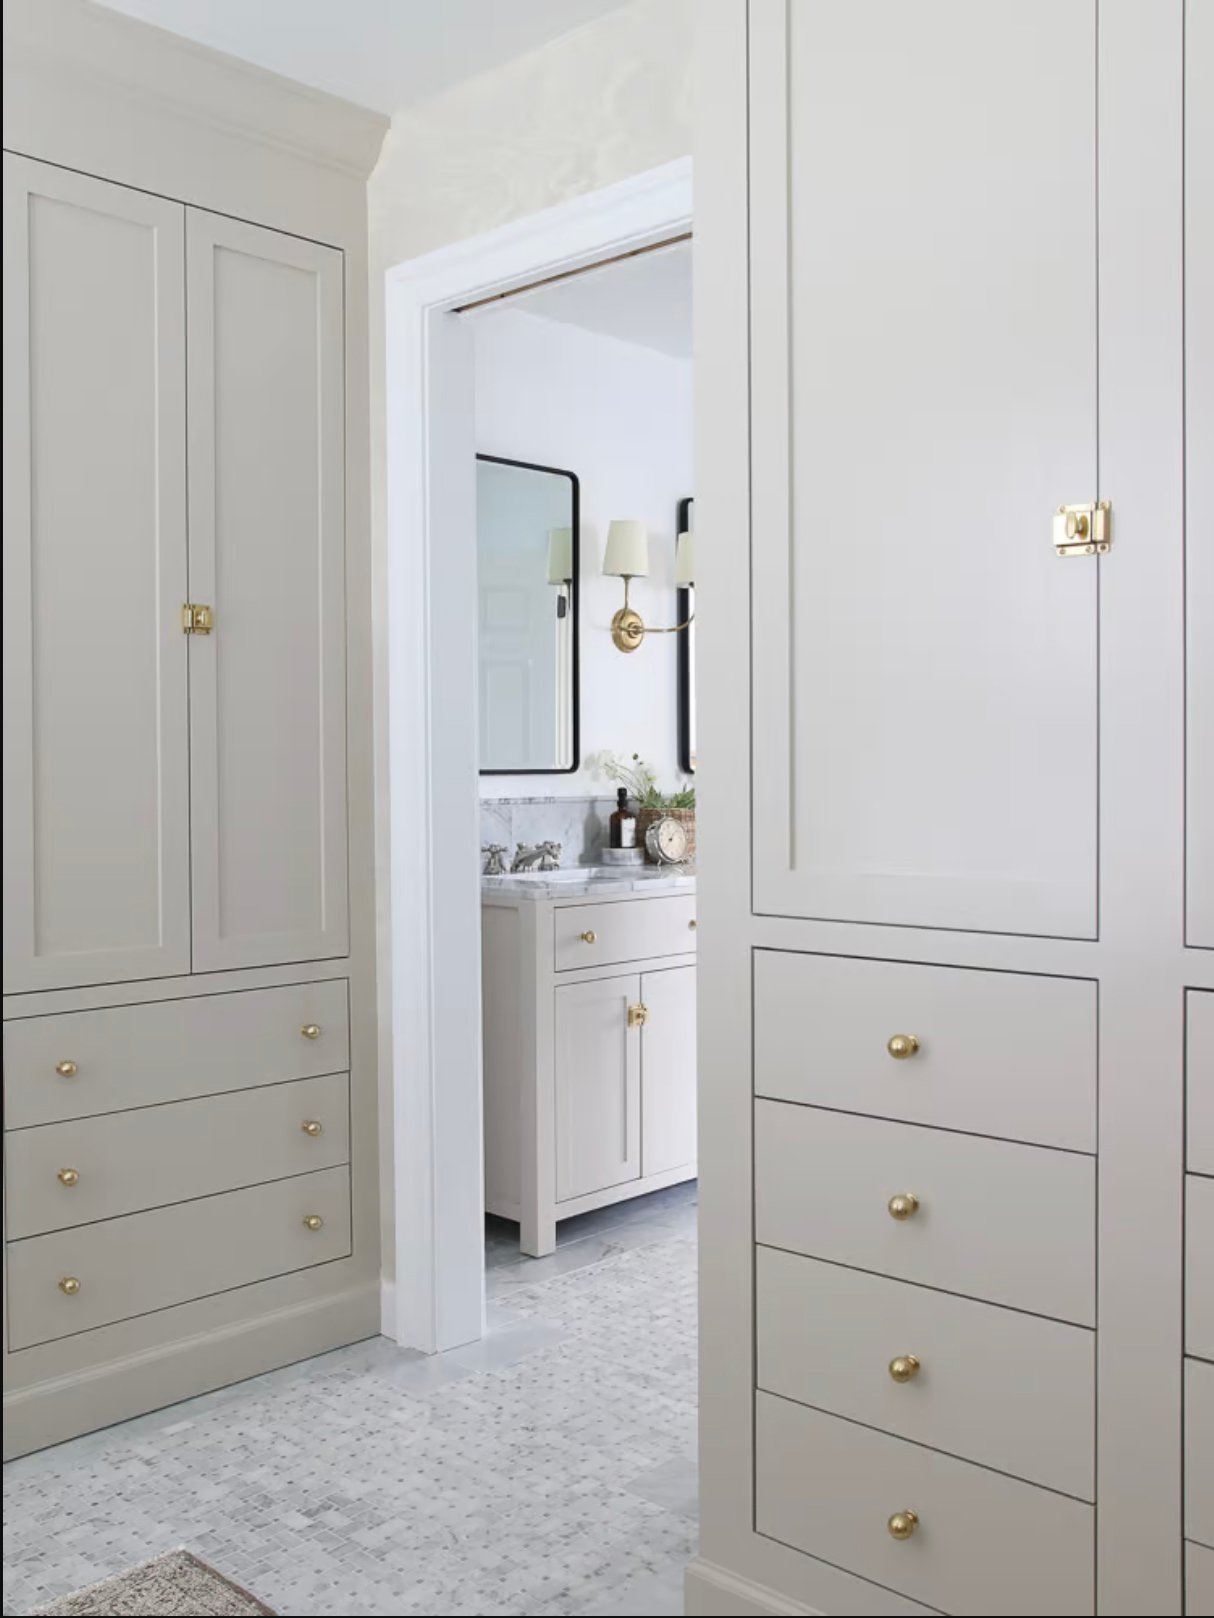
[481,869,697,1256]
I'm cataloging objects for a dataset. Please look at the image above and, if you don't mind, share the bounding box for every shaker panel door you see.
[2,155,189,991]
[187,211,348,970]
[641,965,698,1176]
[1188,0,1214,948]
[750,0,1099,935]
[555,974,641,1202]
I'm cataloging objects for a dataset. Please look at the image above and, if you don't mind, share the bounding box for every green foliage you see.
[592,751,696,810]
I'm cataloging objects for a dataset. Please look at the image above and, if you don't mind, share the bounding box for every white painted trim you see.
[382,158,694,1353]
[684,1560,820,1617]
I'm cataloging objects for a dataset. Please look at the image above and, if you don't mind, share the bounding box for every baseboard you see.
[684,1559,820,1617]
[3,1282,381,1460]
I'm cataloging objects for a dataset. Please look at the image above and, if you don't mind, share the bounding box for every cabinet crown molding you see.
[3,0,388,185]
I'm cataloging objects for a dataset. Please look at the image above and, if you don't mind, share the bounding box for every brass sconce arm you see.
[609,576,695,654]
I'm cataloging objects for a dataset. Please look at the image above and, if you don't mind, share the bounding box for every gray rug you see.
[31,1549,276,1616]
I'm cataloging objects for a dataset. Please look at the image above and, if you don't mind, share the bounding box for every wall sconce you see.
[547,526,573,617]
[603,519,696,653]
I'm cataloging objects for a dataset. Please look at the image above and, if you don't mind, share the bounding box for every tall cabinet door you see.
[2,155,190,993]
[641,965,697,1176]
[1189,0,1214,950]
[186,210,348,971]
[555,974,641,1202]
[750,0,1100,937]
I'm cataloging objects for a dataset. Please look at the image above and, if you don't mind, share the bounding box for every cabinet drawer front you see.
[1191,1176,1214,1361]
[3,981,349,1128]
[1190,1359,1214,1549]
[1191,992,1214,1176]
[5,1072,349,1238]
[757,1247,1094,1499]
[755,952,1095,1152]
[6,1166,351,1349]
[755,1394,1093,1616]
[755,1101,1095,1324]
[1190,1542,1214,1617]
[554,896,696,971]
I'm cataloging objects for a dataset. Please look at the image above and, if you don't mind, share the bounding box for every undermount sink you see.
[485,866,620,882]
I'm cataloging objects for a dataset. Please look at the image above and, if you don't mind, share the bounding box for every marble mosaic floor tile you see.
[4,1186,698,1618]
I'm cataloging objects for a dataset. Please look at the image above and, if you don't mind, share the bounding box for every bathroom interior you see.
[468,238,699,1274]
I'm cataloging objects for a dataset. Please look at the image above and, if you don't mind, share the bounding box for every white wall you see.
[475,308,692,799]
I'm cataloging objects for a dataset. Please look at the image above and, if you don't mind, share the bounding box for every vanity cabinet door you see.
[554,974,641,1202]
[641,965,698,1177]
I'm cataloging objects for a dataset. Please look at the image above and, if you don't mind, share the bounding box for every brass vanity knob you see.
[57,1168,80,1188]
[889,1355,921,1383]
[58,1277,81,1296]
[888,1192,920,1221]
[1065,510,1090,541]
[886,1034,919,1060]
[301,1024,321,1040]
[688,918,698,930]
[301,1119,323,1137]
[627,1004,649,1029]
[55,1060,78,1077]
[302,1214,324,1232]
[580,930,597,944]
[887,1510,919,1541]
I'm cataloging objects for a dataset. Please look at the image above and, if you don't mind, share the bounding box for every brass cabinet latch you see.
[182,603,213,635]
[1053,501,1111,557]
[627,1003,649,1028]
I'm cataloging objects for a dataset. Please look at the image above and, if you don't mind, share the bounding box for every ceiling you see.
[94,0,632,114]
[510,240,692,360]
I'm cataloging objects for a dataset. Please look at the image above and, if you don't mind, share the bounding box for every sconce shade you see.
[603,519,649,578]
[675,529,696,587]
[547,526,573,585]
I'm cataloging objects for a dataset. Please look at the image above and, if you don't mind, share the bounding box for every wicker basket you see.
[635,806,697,865]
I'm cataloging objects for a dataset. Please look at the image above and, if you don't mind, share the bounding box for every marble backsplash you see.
[479,795,619,869]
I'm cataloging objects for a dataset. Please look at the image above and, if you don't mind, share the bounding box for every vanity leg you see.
[520,1206,557,1259]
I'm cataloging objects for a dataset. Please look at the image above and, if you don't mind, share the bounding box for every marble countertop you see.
[481,865,697,901]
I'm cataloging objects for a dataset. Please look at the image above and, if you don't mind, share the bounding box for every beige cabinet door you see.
[554,974,641,1202]
[1188,0,1214,948]
[749,1,1099,936]
[186,209,348,971]
[2,155,190,992]
[641,964,697,1176]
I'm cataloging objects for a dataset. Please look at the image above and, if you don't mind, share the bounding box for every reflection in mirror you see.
[678,496,696,772]
[477,454,579,774]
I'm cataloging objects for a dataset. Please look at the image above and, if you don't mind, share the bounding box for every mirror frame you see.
[677,495,695,773]
[477,452,581,776]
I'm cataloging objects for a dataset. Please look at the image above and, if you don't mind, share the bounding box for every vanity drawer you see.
[554,896,696,971]
[755,952,1096,1152]
[5,1072,350,1238]
[1190,1358,1214,1550]
[1190,1175,1214,1360]
[755,1100,1095,1325]
[1190,1542,1214,1617]
[756,1246,1094,1499]
[6,1165,351,1350]
[1191,991,1214,1176]
[3,980,349,1128]
[755,1393,1094,1616]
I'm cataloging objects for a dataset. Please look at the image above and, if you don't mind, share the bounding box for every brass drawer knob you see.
[55,1060,79,1077]
[301,1024,322,1040]
[57,1168,80,1188]
[580,930,597,944]
[889,1355,921,1383]
[301,1119,323,1137]
[688,918,698,930]
[58,1276,81,1296]
[886,1034,919,1060]
[887,1510,919,1541]
[302,1214,324,1231]
[888,1192,920,1221]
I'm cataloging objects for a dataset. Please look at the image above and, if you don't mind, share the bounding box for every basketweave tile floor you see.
[2,1183,698,1618]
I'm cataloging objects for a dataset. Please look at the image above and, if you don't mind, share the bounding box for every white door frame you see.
[383,158,694,1353]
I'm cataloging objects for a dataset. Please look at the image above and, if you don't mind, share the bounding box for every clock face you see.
[646,816,689,864]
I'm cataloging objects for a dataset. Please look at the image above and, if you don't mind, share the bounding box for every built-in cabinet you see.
[483,886,696,1257]
[693,3,1209,1615]
[2,7,382,1459]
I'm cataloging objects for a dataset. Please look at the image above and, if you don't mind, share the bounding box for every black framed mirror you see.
[677,495,695,773]
[477,454,580,775]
